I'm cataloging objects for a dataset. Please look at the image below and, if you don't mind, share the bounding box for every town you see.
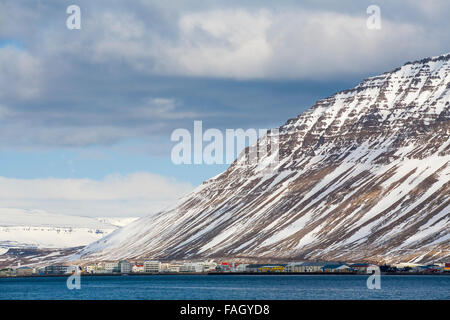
[1,260,449,277]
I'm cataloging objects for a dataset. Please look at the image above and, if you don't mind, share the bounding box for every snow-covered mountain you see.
[96,217,139,228]
[0,208,136,249]
[78,53,450,264]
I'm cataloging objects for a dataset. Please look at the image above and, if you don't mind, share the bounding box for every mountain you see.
[0,208,135,250]
[78,53,450,264]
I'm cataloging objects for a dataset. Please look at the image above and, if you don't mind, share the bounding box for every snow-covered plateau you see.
[0,208,137,249]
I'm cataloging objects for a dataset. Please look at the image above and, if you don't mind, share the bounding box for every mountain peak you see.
[79,54,450,264]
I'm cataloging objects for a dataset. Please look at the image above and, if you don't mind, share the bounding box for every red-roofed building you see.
[132,264,144,273]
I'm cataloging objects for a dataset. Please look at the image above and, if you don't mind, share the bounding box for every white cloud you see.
[70,7,443,80]
[0,1,449,149]
[133,98,201,120]
[165,9,273,78]
[0,46,41,99]
[158,9,437,79]
[0,173,194,217]
[2,2,450,84]
[31,6,445,81]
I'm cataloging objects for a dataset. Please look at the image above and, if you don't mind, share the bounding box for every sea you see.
[0,274,448,300]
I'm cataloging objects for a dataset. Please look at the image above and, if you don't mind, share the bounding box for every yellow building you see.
[260,265,285,272]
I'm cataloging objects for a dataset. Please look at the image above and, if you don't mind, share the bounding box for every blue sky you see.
[0,0,449,217]
[0,76,357,185]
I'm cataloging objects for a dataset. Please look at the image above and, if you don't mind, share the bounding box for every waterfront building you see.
[246,264,286,273]
[349,263,371,273]
[144,260,161,273]
[296,262,329,273]
[201,261,217,272]
[84,264,96,274]
[118,260,132,274]
[132,264,144,273]
[16,266,33,276]
[321,264,352,273]
[235,264,249,272]
[260,265,286,272]
[65,266,81,274]
[44,265,70,275]
[168,263,182,273]
[104,261,119,273]
[0,268,13,277]
[178,261,215,273]
[159,263,171,272]
[179,262,203,273]
[217,263,232,272]
[285,262,304,273]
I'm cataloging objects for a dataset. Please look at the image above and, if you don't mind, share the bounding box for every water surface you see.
[0,275,448,300]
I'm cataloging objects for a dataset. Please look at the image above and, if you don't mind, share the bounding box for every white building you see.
[159,263,172,272]
[179,263,203,273]
[179,261,216,273]
[84,265,96,274]
[105,262,119,273]
[168,263,182,273]
[202,261,217,272]
[119,260,132,274]
[235,264,249,272]
[132,264,145,273]
[144,260,161,273]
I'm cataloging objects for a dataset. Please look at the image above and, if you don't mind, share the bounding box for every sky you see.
[0,0,449,217]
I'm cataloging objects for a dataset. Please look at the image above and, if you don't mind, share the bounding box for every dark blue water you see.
[0,275,448,300]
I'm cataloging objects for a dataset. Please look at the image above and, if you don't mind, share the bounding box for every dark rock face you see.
[80,54,450,264]
[0,247,84,269]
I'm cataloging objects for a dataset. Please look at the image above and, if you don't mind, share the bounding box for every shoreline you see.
[1,272,449,279]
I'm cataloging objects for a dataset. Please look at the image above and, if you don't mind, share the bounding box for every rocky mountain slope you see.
[78,53,450,264]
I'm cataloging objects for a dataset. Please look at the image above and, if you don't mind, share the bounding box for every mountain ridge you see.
[77,53,450,264]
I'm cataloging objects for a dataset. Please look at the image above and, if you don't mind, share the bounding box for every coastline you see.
[2,272,449,279]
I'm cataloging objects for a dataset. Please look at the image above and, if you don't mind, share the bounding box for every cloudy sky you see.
[0,0,449,217]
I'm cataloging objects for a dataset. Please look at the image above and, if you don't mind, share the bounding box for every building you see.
[90,262,109,274]
[179,262,204,273]
[321,264,352,273]
[261,265,285,272]
[379,264,397,273]
[178,261,216,273]
[349,263,371,273]
[246,264,265,272]
[219,262,236,272]
[16,267,33,276]
[444,263,450,272]
[132,264,145,273]
[246,264,286,273]
[0,268,13,277]
[144,260,161,273]
[37,267,46,275]
[104,262,119,273]
[159,263,172,272]
[235,264,249,272]
[44,265,69,275]
[287,262,328,273]
[84,264,96,274]
[285,262,304,273]
[118,260,132,274]
[201,261,217,272]
[414,265,441,273]
[216,263,232,272]
[167,263,182,273]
